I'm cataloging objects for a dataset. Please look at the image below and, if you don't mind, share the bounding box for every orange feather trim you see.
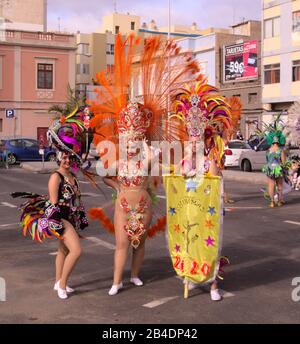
[89,208,166,238]
[88,208,115,234]
[148,216,167,238]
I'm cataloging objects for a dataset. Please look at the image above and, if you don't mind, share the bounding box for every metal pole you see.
[86,131,89,158]
[167,0,171,140]
[42,151,45,171]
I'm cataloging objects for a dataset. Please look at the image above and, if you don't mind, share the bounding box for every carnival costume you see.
[164,78,234,297]
[88,33,199,249]
[260,114,287,180]
[11,106,89,242]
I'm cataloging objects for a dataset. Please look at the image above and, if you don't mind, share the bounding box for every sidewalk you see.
[222,169,266,185]
[20,161,57,174]
[21,162,266,184]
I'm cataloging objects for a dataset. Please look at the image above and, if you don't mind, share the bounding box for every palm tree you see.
[48,84,86,119]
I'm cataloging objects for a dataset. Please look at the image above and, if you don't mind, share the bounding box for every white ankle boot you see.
[130,277,143,286]
[56,282,68,300]
[210,288,222,301]
[54,280,75,293]
[108,282,123,296]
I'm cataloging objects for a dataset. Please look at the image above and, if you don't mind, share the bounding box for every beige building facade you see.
[262,0,300,123]
[0,0,46,32]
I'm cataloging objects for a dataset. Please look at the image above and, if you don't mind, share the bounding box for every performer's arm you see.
[209,159,220,177]
[48,173,61,204]
[281,149,286,164]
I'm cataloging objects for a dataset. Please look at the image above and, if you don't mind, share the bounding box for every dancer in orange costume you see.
[88,34,199,295]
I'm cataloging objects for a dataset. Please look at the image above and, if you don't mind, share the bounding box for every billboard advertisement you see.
[223,40,258,82]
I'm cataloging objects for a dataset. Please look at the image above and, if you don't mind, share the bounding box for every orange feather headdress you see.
[88,33,199,146]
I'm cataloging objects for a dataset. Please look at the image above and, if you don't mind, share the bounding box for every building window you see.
[264,64,280,84]
[77,64,90,75]
[264,17,280,38]
[0,119,2,132]
[131,22,135,30]
[77,43,89,55]
[248,93,258,104]
[293,11,300,32]
[292,60,300,82]
[106,43,114,55]
[37,63,53,89]
[115,26,120,34]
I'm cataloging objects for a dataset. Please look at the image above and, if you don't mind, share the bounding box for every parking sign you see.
[5,109,14,118]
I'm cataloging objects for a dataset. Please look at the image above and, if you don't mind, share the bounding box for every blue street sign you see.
[5,109,14,118]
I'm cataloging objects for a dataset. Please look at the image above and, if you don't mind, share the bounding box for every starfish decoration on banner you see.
[169,207,176,216]
[186,178,198,192]
[205,219,214,230]
[205,236,215,247]
[174,224,181,233]
[204,185,211,195]
[208,206,216,216]
[175,244,181,253]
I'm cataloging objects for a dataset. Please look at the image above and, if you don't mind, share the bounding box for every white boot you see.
[54,280,75,293]
[108,282,123,296]
[130,277,143,286]
[210,288,222,301]
[57,282,68,300]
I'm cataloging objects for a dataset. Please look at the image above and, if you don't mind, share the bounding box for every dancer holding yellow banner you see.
[164,78,233,301]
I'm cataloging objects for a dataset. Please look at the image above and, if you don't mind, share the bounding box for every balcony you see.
[0,29,76,49]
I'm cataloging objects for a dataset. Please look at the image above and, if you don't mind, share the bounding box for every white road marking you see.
[284,221,300,226]
[225,206,263,210]
[81,192,100,197]
[143,296,178,308]
[0,202,17,208]
[86,236,115,250]
[48,237,115,254]
[0,222,18,228]
[79,181,90,184]
[157,195,166,199]
[174,277,234,298]
[220,289,235,298]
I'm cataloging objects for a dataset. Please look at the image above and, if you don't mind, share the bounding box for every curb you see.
[20,163,56,174]
[223,171,266,185]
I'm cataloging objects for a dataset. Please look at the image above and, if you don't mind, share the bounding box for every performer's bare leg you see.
[131,233,147,285]
[113,224,130,286]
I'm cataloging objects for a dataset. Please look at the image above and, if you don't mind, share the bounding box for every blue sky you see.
[47,0,262,34]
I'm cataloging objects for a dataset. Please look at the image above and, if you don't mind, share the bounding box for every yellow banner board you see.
[164,175,223,284]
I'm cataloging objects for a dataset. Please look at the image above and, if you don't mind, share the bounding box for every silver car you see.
[239,139,300,172]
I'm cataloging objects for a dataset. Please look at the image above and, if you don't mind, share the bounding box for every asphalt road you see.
[0,167,300,324]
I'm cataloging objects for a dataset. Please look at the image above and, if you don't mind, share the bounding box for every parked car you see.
[224,140,252,167]
[239,139,300,172]
[0,138,56,165]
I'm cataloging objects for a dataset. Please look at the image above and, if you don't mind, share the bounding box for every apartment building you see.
[262,0,300,123]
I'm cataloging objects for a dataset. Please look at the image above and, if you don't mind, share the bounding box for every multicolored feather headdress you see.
[172,78,233,140]
[256,112,287,146]
[47,105,89,167]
